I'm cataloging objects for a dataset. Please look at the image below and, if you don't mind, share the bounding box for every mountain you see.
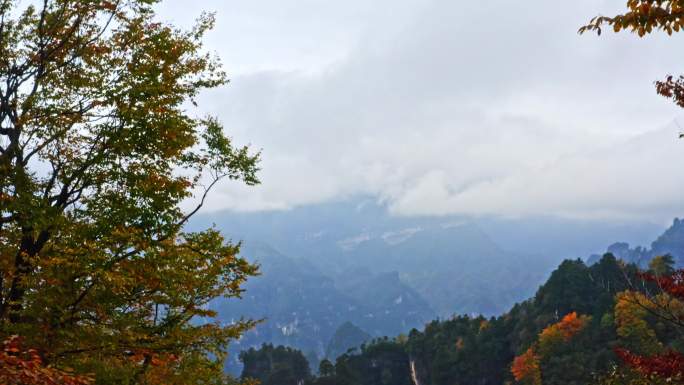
[587,218,684,266]
[325,322,372,360]
[192,198,561,317]
[236,217,684,385]
[189,199,675,375]
[194,199,563,373]
[240,254,633,385]
[216,242,434,373]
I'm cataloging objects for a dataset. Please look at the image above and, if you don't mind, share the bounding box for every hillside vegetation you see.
[240,254,684,384]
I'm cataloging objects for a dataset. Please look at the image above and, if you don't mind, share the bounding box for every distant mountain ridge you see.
[587,218,684,266]
[195,199,559,317]
[189,199,680,375]
[216,242,434,373]
[196,199,565,373]
[237,215,684,384]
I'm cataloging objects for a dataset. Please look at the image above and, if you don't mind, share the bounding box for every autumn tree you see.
[512,348,542,385]
[511,312,592,385]
[613,291,662,355]
[537,312,591,357]
[606,272,684,382]
[0,335,92,385]
[581,4,684,380]
[588,265,684,384]
[0,0,260,383]
[580,1,684,111]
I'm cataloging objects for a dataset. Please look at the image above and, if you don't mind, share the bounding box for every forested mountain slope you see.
[216,243,434,373]
[234,219,684,384]
[201,204,683,375]
[201,200,561,373]
[239,255,643,384]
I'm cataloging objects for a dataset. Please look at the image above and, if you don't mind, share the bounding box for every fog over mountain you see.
[189,198,678,373]
[158,0,684,222]
[153,0,684,380]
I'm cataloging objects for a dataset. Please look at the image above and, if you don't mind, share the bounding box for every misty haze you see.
[2,1,684,384]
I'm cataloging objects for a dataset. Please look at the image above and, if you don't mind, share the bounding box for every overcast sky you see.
[158,0,684,222]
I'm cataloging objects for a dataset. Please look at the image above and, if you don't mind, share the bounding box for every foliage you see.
[649,255,675,276]
[537,312,591,356]
[511,348,542,385]
[330,338,412,385]
[242,255,633,385]
[0,0,260,383]
[234,252,684,385]
[240,344,311,385]
[0,336,92,385]
[608,268,684,383]
[510,311,592,384]
[615,348,684,380]
[318,359,334,377]
[641,270,684,300]
[594,365,675,385]
[580,0,684,36]
[215,248,436,374]
[613,291,661,354]
[580,1,684,114]
[235,254,684,385]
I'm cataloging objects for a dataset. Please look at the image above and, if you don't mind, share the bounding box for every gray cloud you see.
[159,0,684,221]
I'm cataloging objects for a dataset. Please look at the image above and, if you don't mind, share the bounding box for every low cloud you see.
[161,0,684,221]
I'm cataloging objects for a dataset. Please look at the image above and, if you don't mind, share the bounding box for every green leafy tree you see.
[0,0,260,383]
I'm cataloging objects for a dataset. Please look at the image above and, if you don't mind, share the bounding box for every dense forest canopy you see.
[239,255,684,384]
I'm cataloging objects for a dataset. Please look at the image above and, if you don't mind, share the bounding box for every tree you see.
[511,312,592,385]
[0,0,260,383]
[240,345,311,385]
[580,1,684,36]
[580,1,684,111]
[0,335,92,385]
[615,348,684,380]
[318,359,335,377]
[512,348,542,385]
[613,291,661,355]
[579,6,684,378]
[608,271,684,382]
[537,312,591,356]
[649,255,676,277]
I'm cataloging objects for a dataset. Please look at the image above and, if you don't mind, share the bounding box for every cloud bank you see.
[159,0,684,221]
